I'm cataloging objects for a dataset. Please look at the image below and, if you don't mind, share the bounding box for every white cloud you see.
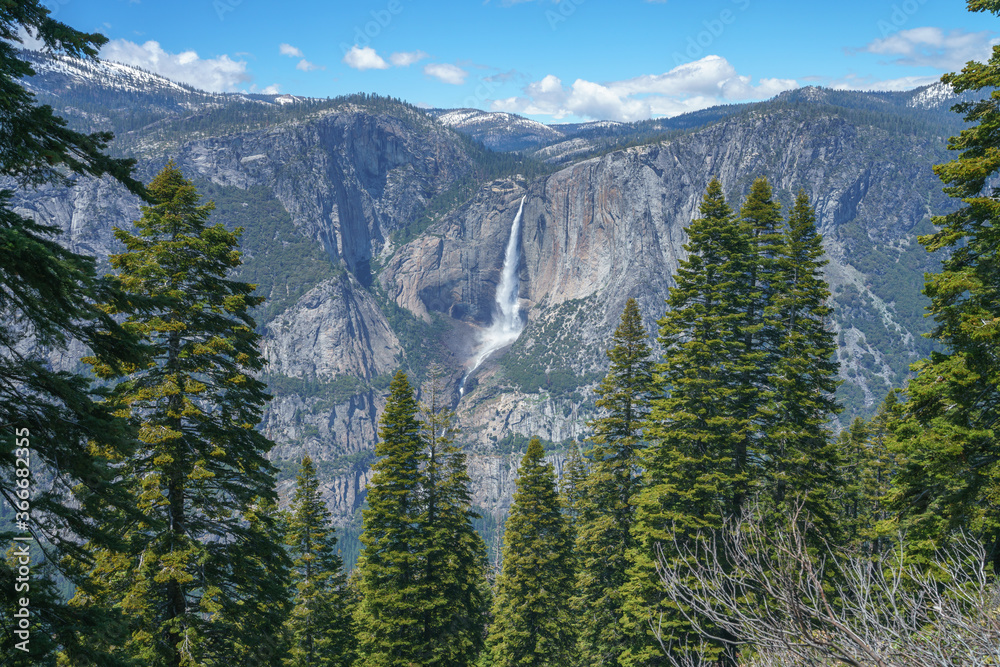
[343,45,389,71]
[279,44,324,72]
[491,56,797,121]
[606,57,795,100]
[389,50,429,67]
[100,39,251,92]
[260,83,282,94]
[296,59,323,71]
[828,73,941,92]
[424,63,468,85]
[857,27,1000,70]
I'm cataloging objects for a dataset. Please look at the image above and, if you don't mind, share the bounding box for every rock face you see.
[154,107,475,283]
[11,61,961,531]
[263,273,401,381]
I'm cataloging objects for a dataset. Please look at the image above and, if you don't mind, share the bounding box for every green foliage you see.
[887,3,1000,573]
[559,444,589,535]
[0,5,150,664]
[486,438,576,667]
[355,371,425,667]
[416,372,490,666]
[624,179,746,666]
[624,180,842,666]
[284,456,355,667]
[837,394,902,557]
[355,370,488,667]
[765,190,843,537]
[573,298,655,666]
[67,164,290,666]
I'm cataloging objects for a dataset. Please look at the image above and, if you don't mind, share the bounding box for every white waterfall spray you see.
[459,196,527,397]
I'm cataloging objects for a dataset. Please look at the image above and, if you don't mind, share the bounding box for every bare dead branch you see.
[653,500,1000,667]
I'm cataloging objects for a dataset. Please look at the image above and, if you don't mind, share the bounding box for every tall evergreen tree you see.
[284,456,355,667]
[67,164,289,667]
[560,443,589,604]
[622,179,745,666]
[0,5,146,663]
[486,438,576,667]
[765,191,841,534]
[357,369,488,666]
[622,179,838,665]
[416,372,489,666]
[560,444,590,538]
[838,394,900,557]
[731,176,786,520]
[355,370,425,667]
[574,298,654,666]
[889,0,1000,571]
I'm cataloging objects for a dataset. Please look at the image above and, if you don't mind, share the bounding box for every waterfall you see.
[459,196,527,397]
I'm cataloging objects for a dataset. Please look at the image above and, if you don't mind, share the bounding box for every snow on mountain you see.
[21,50,199,97]
[429,108,566,151]
[571,120,623,130]
[907,82,956,109]
[21,50,321,115]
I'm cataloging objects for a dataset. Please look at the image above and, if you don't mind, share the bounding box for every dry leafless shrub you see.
[653,503,1000,667]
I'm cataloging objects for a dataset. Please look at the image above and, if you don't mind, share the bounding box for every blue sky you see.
[41,0,999,123]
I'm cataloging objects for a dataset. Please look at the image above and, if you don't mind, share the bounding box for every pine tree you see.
[560,444,590,539]
[731,176,786,520]
[888,0,1000,572]
[623,184,843,664]
[357,370,488,667]
[765,191,841,535]
[622,179,745,666]
[416,372,489,666]
[486,438,576,667]
[284,456,355,667]
[560,443,589,604]
[0,5,146,663]
[838,394,900,557]
[355,370,425,667]
[67,163,289,666]
[574,298,654,666]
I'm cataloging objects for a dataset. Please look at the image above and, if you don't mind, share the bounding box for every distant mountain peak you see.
[906,81,955,109]
[21,49,196,96]
[428,107,566,151]
[274,94,305,105]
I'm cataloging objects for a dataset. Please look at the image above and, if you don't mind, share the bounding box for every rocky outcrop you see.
[153,107,476,284]
[263,272,401,381]
[265,390,383,460]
